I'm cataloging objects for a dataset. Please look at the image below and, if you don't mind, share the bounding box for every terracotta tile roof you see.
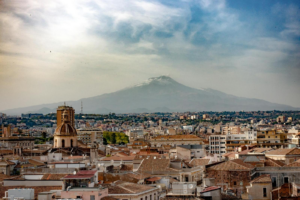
[120,164,133,171]
[284,159,300,167]
[200,186,221,193]
[222,152,237,158]
[189,159,210,167]
[28,159,45,166]
[266,148,300,156]
[138,157,170,173]
[251,174,271,183]
[106,181,157,194]
[126,172,151,180]
[0,186,61,199]
[41,174,68,180]
[264,157,285,167]
[63,174,94,179]
[146,177,161,182]
[102,155,135,161]
[252,148,273,153]
[77,170,97,175]
[207,159,254,171]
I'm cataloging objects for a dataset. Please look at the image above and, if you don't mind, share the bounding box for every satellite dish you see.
[189,184,194,189]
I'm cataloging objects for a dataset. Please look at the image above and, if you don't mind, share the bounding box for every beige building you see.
[53,108,77,149]
[243,174,272,200]
[150,135,203,147]
[77,128,103,145]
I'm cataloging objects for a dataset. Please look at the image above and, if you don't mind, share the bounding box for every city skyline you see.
[0,0,300,111]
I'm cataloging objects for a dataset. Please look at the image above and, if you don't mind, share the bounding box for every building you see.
[1,125,11,137]
[21,113,43,118]
[225,131,257,153]
[243,174,272,200]
[206,159,255,197]
[257,130,287,148]
[265,148,300,164]
[150,135,203,147]
[53,108,77,148]
[77,128,103,145]
[56,105,75,127]
[106,180,159,200]
[277,116,286,123]
[209,135,227,159]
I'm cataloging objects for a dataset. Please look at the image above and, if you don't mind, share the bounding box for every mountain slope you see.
[2,76,296,114]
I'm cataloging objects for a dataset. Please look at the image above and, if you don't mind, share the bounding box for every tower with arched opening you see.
[53,108,77,148]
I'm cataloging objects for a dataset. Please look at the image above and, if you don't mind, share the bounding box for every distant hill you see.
[2,76,297,115]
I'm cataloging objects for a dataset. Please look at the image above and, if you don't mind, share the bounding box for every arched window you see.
[70,139,73,147]
[62,139,65,148]
[55,139,57,147]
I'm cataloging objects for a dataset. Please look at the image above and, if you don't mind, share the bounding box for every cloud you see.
[0,0,300,110]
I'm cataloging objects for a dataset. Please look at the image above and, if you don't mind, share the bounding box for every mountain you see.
[2,76,297,115]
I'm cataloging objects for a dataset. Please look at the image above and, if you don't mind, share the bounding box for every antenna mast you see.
[81,101,83,114]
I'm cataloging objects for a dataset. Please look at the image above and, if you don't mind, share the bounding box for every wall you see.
[248,182,272,200]
[4,180,63,187]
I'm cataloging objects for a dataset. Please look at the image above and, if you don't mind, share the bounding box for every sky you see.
[0,0,300,111]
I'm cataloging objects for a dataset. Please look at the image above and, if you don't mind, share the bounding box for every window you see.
[150,195,152,200]
[141,198,143,200]
[234,181,236,185]
[90,195,95,200]
[263,188,267,197]
[272,177,277,187]
[145,197,148,200]
[284,177,289,183]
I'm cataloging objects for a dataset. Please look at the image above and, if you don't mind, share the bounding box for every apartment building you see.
[257,129,287,148]
[226,131,257,153]
[222,126,241,135]
[77,128,103,145]
[209,135,226,159]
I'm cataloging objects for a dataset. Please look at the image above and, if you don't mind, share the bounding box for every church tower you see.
[53,107,77,148]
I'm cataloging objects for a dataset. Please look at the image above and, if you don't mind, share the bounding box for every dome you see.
[54,122,77,136]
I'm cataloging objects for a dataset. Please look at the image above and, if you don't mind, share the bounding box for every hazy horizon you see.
[1,0,300,111]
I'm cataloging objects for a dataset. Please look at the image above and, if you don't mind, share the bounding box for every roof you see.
[152,135,201,140]
[264,157,285,167]
[77,170,97,175]
[41,174,68,180]
[251,174,271,183]
[146,177,161,182]
[102,155,135,161]
[284,159,300,167]
[252,148,273,153]
[200,186,221,193]
[207,159,254,171]
[62,174,94,179]
[243,156,261,163]
[189,159,210,167]
[106,181,157,194]
[0,186,61,199]
[138,157,171,173]
[266,148,300,156]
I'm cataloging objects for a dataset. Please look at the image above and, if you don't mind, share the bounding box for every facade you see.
[206,159,255,197]
[56,105,75,127]
[150,135,203,147]
[77,128,103,145]
[53,108,77,148]
[226,131,257,153]
[243,174,272,200]
[209,135,227,159]
[257,130,287,148]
